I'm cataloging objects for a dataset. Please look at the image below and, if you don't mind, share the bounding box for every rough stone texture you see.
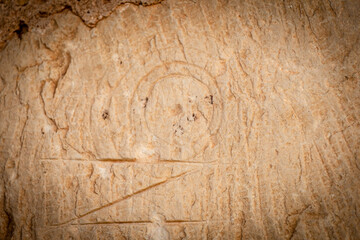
[0,0,163,50]
[0,0,359,239]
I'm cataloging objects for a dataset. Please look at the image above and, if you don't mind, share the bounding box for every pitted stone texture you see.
[0,0,359,239]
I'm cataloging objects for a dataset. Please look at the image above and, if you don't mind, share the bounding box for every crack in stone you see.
[3,191,15,240]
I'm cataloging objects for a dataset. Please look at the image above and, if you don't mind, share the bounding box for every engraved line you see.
[40,158,226,165]
[50,170,198,227]
[72,220,152,225]
[157,159,217,164]
[40,158,136,163]
[165,220,205,223]
[72,220,206,226]
[96,158,137,162]
[40,220,232,230]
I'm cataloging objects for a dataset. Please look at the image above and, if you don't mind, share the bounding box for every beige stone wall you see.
[0,0,359,239]
[0,0,163,49]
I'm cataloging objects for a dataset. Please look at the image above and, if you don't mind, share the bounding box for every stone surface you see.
[0,0,163,50]
[0,0,359,239]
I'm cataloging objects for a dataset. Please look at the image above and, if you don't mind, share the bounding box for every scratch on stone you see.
[73,220,152,225]
[158,159,216,164]
[73,219,205,226]
[40,81,59,131]
[51,170,197,226]
[176,34,189,63]
[53,52,71,97]
[327,0,336,16]
[312,143,332,181]
[97,158,137,162]
[301,3,319,39]
[18,104,29,155]
[165,219,205,224]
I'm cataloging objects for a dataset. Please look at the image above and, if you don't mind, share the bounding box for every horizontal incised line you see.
[40,158,223,164]
[72,220,206,226]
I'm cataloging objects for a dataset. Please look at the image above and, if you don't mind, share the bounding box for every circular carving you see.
[130,62,222,160]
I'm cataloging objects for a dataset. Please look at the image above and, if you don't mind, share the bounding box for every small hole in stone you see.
[39,11,47,17]
[192,113,197,120]
[14,20,28,40]
[143,97,149,108]
[102,110,109,120]
[205,95,213,104]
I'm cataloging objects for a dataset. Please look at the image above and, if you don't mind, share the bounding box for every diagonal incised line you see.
[51,169,199,227]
